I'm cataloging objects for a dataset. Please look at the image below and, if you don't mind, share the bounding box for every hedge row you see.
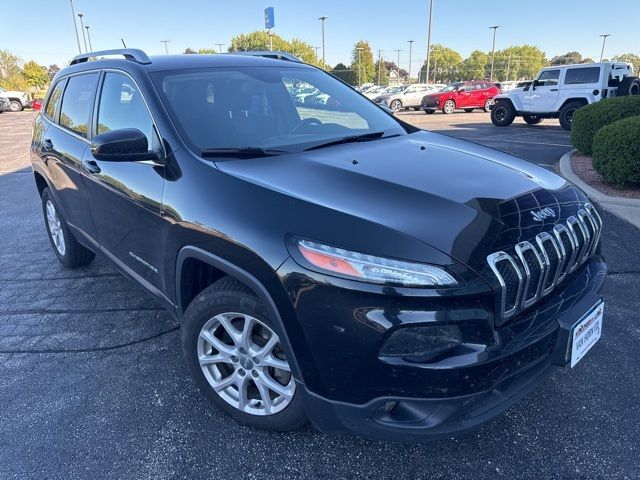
[571,96,640,155]
[592,116,640,187]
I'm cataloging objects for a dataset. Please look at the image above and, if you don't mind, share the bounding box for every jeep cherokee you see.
[31,49,607,441]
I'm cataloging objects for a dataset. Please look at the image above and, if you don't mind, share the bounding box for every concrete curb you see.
[559,149,640,229]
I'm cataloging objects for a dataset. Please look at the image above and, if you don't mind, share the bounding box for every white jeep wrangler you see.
[491,62,638,130]
[0,86,31,112]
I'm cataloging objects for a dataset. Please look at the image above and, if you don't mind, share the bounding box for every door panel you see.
[527,69,561,112]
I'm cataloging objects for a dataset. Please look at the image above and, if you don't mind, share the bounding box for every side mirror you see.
[378,104,394,115]
[91,128,157,162]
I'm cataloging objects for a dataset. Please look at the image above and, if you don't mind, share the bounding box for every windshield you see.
[442,82,464,92]
[152,66,406,155]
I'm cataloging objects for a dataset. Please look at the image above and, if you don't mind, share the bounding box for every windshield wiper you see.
[200,147,287,158]
[304,131,397,151]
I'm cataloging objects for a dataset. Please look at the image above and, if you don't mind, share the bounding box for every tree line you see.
[0,50,58,92]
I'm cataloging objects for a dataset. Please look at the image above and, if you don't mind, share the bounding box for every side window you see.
[564,67,601,85]
[96,72,159,151]
[44,80,65,120]
[59,73,99,138]
[536,69,560,86]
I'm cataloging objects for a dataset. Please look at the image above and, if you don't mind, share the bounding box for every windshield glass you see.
[442,82,464,92]
[152,66,406,154]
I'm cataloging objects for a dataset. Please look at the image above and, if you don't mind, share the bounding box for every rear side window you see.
[96,72,159,151]
[59,73,99,138]
[536,69,560,86]
[564,67,601,85]
[44,80,65,120]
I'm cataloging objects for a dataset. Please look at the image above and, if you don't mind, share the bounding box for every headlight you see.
[296,240,458,287]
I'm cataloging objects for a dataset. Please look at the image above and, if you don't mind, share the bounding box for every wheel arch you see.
[559,97,589,110]
[33,170,48,197]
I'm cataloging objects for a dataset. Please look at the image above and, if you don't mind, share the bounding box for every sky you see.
[2,0,639,77]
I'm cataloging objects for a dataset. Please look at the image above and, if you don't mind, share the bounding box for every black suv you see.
[31,49,606,441]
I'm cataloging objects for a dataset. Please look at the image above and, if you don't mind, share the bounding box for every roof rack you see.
[232,51,301,63]
[69,48,151,66]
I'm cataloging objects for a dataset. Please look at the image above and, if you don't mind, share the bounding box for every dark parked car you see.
[0,96,11,113]
[31,49,606,442]
[421,81,500,114]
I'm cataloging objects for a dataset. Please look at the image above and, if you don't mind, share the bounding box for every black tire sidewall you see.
[559,102,583,131]
[491,102,515,126]
[181,283,307,431]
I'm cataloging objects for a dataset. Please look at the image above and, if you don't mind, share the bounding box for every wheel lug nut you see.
[230,355,238,363]
[238,368,245,376]
[239,348,247,354]
[252,357,259,365]
[251,370,259,378]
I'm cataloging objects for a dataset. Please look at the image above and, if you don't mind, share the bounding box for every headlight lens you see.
[297,240,458,287]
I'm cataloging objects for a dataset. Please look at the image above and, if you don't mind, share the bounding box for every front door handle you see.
[82,158,101,174]
[550,88,558,91]
[42,138,53,151]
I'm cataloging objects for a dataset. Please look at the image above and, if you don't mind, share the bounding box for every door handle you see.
[550,88,558,91]
[42,138,53,151]
[82,158,101,174]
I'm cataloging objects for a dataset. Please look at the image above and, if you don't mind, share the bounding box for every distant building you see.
[388,69,402,85]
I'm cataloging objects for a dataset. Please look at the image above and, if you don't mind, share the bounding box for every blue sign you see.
[264,7,275,29]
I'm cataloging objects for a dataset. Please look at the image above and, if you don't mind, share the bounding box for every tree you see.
[374,60,390,85]
[331,63,355,85]
[581,58,595,64]
[462,50,489,80]
[183,48,197,54]
[492,45,547,81]
[419,45,462,83]
[22,61,49,88]
[613,54,640,75]
[0,50,28,90]
[197,48,217,54]
[47,64,60,81]
[550,51,583,66]
[228,31,321,67]
[350,41,375,85]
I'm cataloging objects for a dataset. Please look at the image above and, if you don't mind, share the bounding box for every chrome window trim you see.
[535,232,561,296]
[487,251,523,320]
[514,241,545,308]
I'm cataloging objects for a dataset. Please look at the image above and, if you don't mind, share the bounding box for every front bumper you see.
[277,256,606,441]
[421,97,440,109]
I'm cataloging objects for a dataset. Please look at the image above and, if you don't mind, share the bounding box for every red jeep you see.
[421,81,500,114]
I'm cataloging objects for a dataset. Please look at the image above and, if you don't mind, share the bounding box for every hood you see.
[216,131,586,275]
[423,91,447,99]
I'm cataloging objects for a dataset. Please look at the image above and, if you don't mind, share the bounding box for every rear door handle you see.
[42,138,53,151]
[82,158,101,174]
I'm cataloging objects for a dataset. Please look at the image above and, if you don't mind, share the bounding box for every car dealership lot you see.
[1,111,639,479]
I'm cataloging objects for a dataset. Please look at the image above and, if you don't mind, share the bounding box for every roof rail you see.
[69,48,151,66]
[232,51,301,63]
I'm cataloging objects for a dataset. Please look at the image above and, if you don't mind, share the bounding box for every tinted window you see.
[44,80,65,120]
[59,73,99,138]
[564,67,601,85]
[536,69,560,86]
[97,72,158,151]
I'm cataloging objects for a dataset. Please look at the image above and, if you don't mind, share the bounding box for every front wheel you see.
[182,277,307,431]
[442,100,456,114]
[559,101,584,131]
[523,115,543,125]
[490,101,516,127]
[389,100,402,112]
[9,100,22,112]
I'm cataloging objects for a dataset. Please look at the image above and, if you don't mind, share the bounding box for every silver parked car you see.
[374,84,440,111]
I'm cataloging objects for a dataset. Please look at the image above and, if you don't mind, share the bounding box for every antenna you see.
[121,38,127,48]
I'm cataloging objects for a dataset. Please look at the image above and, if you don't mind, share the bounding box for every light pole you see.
[318,16,327,66]
[377,49,382,84]
[394,49,402,82]
[68,0,82,54]
[215,43,225,53]
[599,34,611,62]
[161,40,171,55]
[85,26,93,52]
[489,25,501,81]
[77,13,88,53]
[355,47,363,86]
[314,46,320,60]
[424,0,434,84]
[407,40,414,81]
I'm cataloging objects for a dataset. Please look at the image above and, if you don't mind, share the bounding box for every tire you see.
[389,99,402,112]
[559,101,585,131]
[490,101,516,127]
[181,276,307,431]
[41,188,95,268]
[483,98,495,112]
[523,115,543,125]
[424,109,436,114]
[616,77,640,96]
[412,107,420,111]
[442,100,456,114]
[9,100,22,112]
[464,108,474,113]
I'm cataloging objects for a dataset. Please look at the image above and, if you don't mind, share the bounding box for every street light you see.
[314,46,321,59]
[318,16,328,66]
[489,25,501,81]
[161,40,171,55]
[407,40,414,81]
[424,0,434,84]
[355,47,363,86]
[68,0,82,54]
[216,43,225,53]
[394,49,402,82]
[77,13,88,53]
[85,25,93,52]
[599,34,611,62]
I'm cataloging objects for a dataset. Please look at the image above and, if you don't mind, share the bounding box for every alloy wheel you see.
[197,312,295,416]
[494,106,507,122]
[45,200,65,256]
[565,108,576,126]
[444,101,455,114]
[390,100,401,111]
[9,101,21,112]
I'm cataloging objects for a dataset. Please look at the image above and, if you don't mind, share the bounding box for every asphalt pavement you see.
[0,111,638,479]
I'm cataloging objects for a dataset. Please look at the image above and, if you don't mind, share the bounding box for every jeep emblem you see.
[531,207,556,221]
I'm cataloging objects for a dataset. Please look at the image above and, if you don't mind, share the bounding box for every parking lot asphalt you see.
[1,111,639,479]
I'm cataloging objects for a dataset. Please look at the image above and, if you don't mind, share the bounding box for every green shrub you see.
[571,96,640,155]
[592,115,640,187]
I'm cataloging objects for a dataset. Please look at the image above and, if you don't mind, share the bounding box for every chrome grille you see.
[487,202,603,321]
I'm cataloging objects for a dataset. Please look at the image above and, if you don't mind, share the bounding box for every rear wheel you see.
[389,99,402,112]
[559,101,584,131]
[442,100,456,114]
[182,277,307,431]
[424,109,436,114]
[490,101,516,127]
[523,115,543,125]
[617,77,640,96]
[483,98,495,112]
